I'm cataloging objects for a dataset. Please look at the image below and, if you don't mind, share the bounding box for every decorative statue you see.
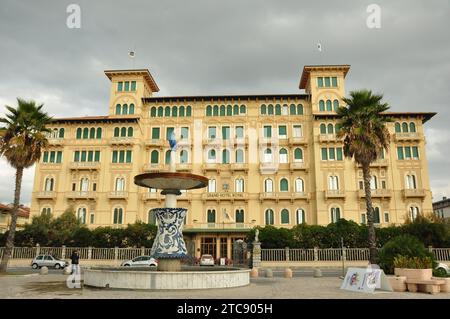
[255,229,259,242]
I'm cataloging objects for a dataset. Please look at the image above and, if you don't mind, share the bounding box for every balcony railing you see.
[394,132,422,141]
[358,189,392,198]
[47,138,64,145]
[66,191,97,200]
[109,137,136,145]
[319,134,339,142]
[288,136,307,145]
[141,192,163,202]
[259,162,278,173]
[177,138,193,147]
[145,139,164,147]
[403,189,426,198]
[202,138,222,147]
[143,163,166,172]
[259,192,302,202]
[35,191,57,199]
[292,192,308,200]
[231,163,249,173]
[177,163,192,172]
[289,162,307,171]
[258,137,278,146]
[233,137,249,146]
[108,191,129,199]
[69,162,100,170]
[184,222,253,230]
[325,189,345,199]
[202,192,249,201]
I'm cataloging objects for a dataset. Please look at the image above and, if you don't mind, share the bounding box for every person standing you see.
[70,250,80,275]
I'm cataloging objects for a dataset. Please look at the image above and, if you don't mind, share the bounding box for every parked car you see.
[436,262,450,275]
[31,255,67,269]
[199,254,215,266]
[121,255,158,267]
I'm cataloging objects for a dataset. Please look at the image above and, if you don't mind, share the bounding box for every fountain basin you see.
[83,266,251,290]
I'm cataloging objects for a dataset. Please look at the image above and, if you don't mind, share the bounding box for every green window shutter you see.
[87,151,93,162]
[113,209,118,224]
[281,209,289,224]
[81,151,87,162]
[124,81,130,91]
[402,122,409,132]
[236,149,244,163]
[327,124,334,134]
[74,151,80,162]
[329,148,336,160]
[181,127,188,139]
[158,107,163,117]
[76,128,82,139]
[59,128,65,138]
[207,210,216,223]
[150,107,157,117]
[128,127,133,137]
[227,105,233,116]
[129,104,134,115]
[409,122,416,133]
[119,150,125,163]
[179,106,185,117]
[152,127,160,139]
[222,126,230,140]
[164,106,170,117]
[397,147,404,160]
[95,151,100,162]
[90,128,95,139]
[236,126,244,138]
[395,123,401,133]
[222,150,230,164]
[49,151,55,163]
[118,82,123,91]
[186,106,192,117]
[332,77,338,87]
[126,150,132,163]
[121,127,127,137]
[337,148,343,161]
[165,151,171,164]
[235,210,244,223]
[294,148,303,160]
[320,124,327,134]
[321,148,328,160]
[412,146,419,159]
[208,127,216,138]
[290,104,296,115]
[116,104,121,115]
[233,105,239,115]
[206,105,212,116]
[280,179,288,191]
[275,104,281,115]
[297,104,303,115]
[220,105,225,116]
[405,147,411,159]
[172,106,178,117]
[43,151,49,163]
[114,127,119,137]
[317,77,323,87]
[240,104,246,114]
[261,104,266,115]
[268,104,274,115]
[122,104,128,115]
[112,151,118,163]
[83,128,89,139]
[326,100,332,111]
[56,151,62,163]
[279,125,287,136]
[166,127,174,140]
[213,105,219,116]
[130,81,136,91]
[319,100,325,111]
[96,128,102,139]
[324,77,331,87]
[333,100,339,111]
[264,126,272,138]
[151,150,159,164]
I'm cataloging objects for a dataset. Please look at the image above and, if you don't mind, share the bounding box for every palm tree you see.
[336,90,391,264]
[0,98,51,272]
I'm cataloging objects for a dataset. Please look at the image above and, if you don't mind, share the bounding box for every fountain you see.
[83,136,251,289]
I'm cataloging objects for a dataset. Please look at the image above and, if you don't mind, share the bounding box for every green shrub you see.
[393,255,433,269]
[378,235,436,274]
[433,267,449,278]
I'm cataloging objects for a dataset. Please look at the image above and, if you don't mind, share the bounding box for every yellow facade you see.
[30,65,435,259]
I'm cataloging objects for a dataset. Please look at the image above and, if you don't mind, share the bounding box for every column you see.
[227,237,232,259]
[215,236,220,259]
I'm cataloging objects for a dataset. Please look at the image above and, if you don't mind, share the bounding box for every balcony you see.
[47,138,64,146]
[358,189,392,198]
[108,191,129,199]
[292,192,309,200]
[356,159,389,168]
[145,139,164,148]
[183,222,253,232]
[288,136,307,145]
[177,138,193,148]
[69,162,100,170]
[289,162,307,171]
[202,163,222,173]
[259,192,294,202]
[202,192,248,202]
[202,138,222,147]
[319,134,340,142]
[66,191,97,200]
[143,163,166,172]
[177,163,192,172]
[259,162,278,174]
[109,137,136,145]
[141,192,163,202]
[258,137,278,146]
[231,163,249,173]
[233,137,249,147]
[403,189,426,198]
[325,189,345,199]
[394,132,422,142]
[35,191,57,199]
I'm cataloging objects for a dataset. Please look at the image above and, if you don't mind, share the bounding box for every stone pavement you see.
[1,273,450,299]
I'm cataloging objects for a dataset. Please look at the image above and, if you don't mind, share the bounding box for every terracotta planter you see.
[388,276,407,292]
[432,277,450,293]
[394,268,432,281]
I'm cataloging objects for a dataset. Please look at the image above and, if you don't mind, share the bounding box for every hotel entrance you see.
[200,237,216,259]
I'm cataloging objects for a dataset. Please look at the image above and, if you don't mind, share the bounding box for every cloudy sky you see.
[0,0,449,205]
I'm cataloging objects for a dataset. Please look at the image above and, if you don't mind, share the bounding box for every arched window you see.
[402,122,409,132]
[297,104,303,115]
[113,208,123,224]
[172,106,178,117]
[294,148,303,162]
[333,100,339,111]
[115,178,125,191]
[165,106,171,117]
[208,149,216,162]
[41,207,52,215]
[186,106,192,116]
[235,178,244,192]
[83,128,89,139]
[59,128,65,138]
[331,207,341,223]
[129,104,135,114]
[45,177,54,192]
[148,210,157,225]
[264,148,273,163]
[275,104,281,115]
[151,150,159,164]
[157,106,164,117]
[114,127,120,137]
[122,104,128,115]
[180,150,188,163]
[220,105,226,116]
[233,104,239,115]
[320,123,327,134]
[374,207,380,224]
[279,148,288,163]
[326,100,332,111]
[206,105,212,116]
[265,209,274,225]
[207,209,216,223]
[319,100,325,111]
[236,149,244,163]
[121,127,127,137]
[295,178,304,193]
[261,104,267,115]
[395,122,401,133]
[179,105,185,117]
[127,127,133,137]
[409,206,419,221]
[282,104,289,115]
[80,178,89,192]
[115,103,122,115]
[290,104,296,115]
[406,174,417,189]
[370,176,378,190]
[165,150,171,164]
[240,104,246,114]
[77,207,87,224]
[89,127,95,139]
[235,210,244,223]
[208,179,216,192]
[76,128,82,139]
[222,149,230,164]
[296,209,306,224]
[328,176,339,190]
[264,179,273,192]
[213,105,219,116]
[281,209,290,224]
[150,107,157,117]
[227,105,233,116]
[96,127,102,139]
[327,123,334,134]
[280,178,289,192]
[409,122,416,133]
[268,104,274,115]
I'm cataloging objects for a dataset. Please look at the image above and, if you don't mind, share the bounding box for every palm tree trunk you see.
[0,167,24,272]
[362,163,378,264]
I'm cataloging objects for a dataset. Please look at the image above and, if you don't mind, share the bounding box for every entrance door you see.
[200,237,216,259]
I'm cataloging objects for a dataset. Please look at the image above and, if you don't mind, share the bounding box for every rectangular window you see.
[130,81,136,91]
[329,148,336,160]
[263,125,272,138]
[166,127,174,140]
[118,82,123,91]
[72,183,76,191]
[384,213,390,223]
[94,151,100,162]
[397,147,404,160]
[50,151,56,163]
[321,148,328,161]
[336,148,343,161]
[81,151,87,162]
[90,213,95,224]
[126,150,132,163]
[208,127,216,139]
[119,150,125,163]
[87,151,93,162]
[331,77,338,87]
[317,77,323,87]
[112,151,118,163]
[43,151,49,163]
[93,183,97,192]
[293,125,302,137]
[382,180,386,189]
[412,146,419,159]
[124,81,130,91]
[324,77,331,87]
[235,126,244,138]
[222,126,230,140]
[74,151,80,162]
[151,127,160,139]
[278,125,287,138]
[181,127,189,139]
[405,146,411,159]
[56,151,62,163]
[361,214,366,224]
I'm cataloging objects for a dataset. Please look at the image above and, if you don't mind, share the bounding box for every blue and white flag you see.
[169,131,177,151]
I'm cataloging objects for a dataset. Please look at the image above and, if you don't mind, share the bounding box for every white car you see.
[121,255,158,267]
[199,254,215,266]
[436,262,450,275]
[31,255,68,269]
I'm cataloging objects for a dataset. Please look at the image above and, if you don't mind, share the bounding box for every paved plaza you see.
[1,272,449,299]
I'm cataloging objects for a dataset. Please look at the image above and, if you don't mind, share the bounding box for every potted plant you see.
[432,267,450,293]
[393,255,433,281]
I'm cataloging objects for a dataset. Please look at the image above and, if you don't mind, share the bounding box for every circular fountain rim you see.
[134,172,209,190]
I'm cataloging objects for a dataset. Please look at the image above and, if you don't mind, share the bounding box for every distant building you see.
[433,197,450,219]
[0,204,30,233]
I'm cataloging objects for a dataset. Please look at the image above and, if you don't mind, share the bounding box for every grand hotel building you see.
[30,65,435,259]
